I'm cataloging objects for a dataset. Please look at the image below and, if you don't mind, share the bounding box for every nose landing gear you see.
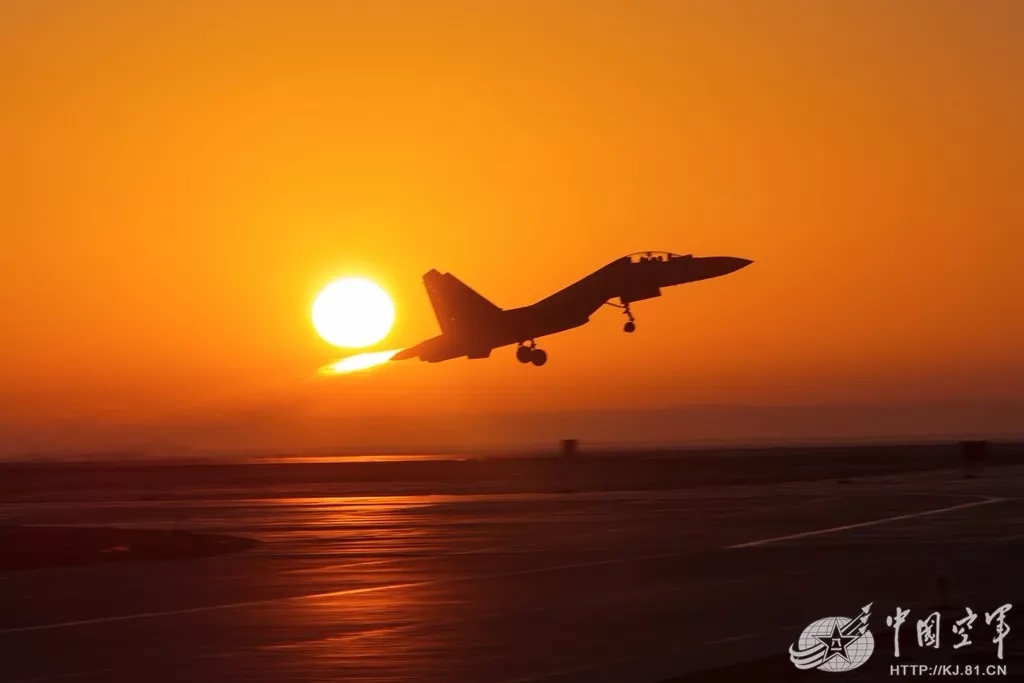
[622,304,636,333]
[604,300,638,333]
[516,341,548,366]
[605,301,637,332]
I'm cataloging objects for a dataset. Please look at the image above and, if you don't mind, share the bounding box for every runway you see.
[2,459,1022,682]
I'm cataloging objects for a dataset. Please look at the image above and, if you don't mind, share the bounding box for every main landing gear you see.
[605,301,637,333]
[516,341,548,366]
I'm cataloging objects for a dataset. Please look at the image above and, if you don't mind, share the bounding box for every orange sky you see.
[2,1,1022,455]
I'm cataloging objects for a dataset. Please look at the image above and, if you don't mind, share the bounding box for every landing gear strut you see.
[604,300,638,333]
[622,304,636,333]
[605,301,637,332]
[516,341,548,366]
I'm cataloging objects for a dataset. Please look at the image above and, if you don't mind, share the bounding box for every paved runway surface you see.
[2,460,1023,682]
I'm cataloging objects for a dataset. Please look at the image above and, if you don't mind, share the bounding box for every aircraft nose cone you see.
[728,257,754,273]
[701,256,753,278]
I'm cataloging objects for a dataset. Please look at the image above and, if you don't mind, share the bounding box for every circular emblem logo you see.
[794,616,875,672]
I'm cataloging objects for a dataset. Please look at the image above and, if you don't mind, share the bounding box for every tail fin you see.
[423,269,502,335]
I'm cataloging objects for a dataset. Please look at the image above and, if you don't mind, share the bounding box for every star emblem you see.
[815,622,858,663]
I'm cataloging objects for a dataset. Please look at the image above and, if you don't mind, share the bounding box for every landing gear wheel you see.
[603,300,638,334]
[622,303,636,333]
[530,348,548,366]
[516,345,533,363]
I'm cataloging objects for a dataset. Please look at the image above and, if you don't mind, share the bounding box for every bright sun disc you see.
[312,277,395,348]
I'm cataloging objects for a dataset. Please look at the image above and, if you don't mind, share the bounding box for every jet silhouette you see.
[392,251,752,366]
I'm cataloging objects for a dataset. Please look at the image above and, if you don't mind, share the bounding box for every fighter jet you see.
[392,251,752,366]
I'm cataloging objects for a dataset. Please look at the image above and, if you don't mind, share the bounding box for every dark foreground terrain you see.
[1,443,1022,682]
[0,526,258,572]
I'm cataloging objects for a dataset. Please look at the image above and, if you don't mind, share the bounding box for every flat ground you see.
[1,448,1022,682]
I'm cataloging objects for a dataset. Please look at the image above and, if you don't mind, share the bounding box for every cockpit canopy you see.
[627,251,692,264]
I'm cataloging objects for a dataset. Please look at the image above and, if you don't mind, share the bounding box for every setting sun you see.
[312,277,395,348]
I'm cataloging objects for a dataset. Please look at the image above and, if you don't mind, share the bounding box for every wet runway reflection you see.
[2,466,1023,682]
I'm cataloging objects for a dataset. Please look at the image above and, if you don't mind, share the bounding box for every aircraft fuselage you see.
[392,252,751,364]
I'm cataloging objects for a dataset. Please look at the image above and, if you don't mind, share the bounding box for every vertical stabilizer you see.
[423,270,502,335]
